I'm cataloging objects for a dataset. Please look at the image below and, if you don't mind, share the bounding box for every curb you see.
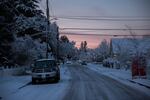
[127,79,150,89]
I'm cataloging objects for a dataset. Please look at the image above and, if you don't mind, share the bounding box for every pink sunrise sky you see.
[60,34,112,48]
[40,0,150,48]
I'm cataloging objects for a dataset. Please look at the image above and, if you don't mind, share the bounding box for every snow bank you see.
[147,59,150,79]
[0,64,71,100]
[0,67,26,76]
[0,75,31,98]
[87,63,150,96]
[87,63,132,79]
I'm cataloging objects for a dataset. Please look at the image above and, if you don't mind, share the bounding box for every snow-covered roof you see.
[111,38,150,54]
[111,38,134,54]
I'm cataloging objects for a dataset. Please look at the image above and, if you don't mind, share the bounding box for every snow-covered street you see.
[1,0,150,100]
[63,64,150,100]
[87,63,150,88]
[87,63,150,95]
[1,63,150,100]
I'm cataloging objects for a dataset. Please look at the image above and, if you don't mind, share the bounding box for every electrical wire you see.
[54,17,150,21]
[51,15,150,21]
[53,15,150,18]
[60,32,150,37]
[60,28,150,31]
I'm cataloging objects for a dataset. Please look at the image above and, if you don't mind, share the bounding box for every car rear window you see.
[34,60,56,68]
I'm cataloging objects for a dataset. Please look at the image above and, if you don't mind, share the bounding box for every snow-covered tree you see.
[47,22,59,57]
[0,0,61,66]
[80,41,87,52]
[59,35,76,60]
[113,39,132,68]
[99,39,109,58]
[91,39,110,62]
[111,36,150,69]
[126,26,150,57]
[0,0,16,64]
[12,35,46,65]
[15,0,43,17]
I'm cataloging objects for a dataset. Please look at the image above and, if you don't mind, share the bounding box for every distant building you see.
[110,38,133,57]
[110,38,150,57]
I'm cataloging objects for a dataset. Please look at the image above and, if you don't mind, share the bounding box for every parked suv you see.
[31,59,60,84]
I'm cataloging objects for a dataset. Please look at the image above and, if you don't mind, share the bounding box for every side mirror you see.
[31,64,34,68]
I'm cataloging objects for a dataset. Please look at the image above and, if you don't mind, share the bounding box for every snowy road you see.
[1,64,150,100]
[63,64,150,100]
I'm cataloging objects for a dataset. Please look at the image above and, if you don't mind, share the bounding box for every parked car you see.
[31,59,60,84]
[81,61,87,65]
[66,61,72,64]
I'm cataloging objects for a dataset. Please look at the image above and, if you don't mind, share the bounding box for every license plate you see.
[42,75,45,78]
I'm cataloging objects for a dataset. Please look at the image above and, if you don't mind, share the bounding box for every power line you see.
[60,32,150,37]
[60,28,150,31]
[57,17,150,21]
[53,15,150,18]
[52,16,150,21]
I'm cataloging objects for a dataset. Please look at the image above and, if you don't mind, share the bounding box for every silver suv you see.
[31,59,60,84]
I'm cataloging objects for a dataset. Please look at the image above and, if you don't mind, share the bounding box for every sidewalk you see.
[87,63,150,89]
[0,75,31,98]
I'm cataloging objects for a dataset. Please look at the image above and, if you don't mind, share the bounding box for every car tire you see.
[54,75,60,83]
[57,74,60,81]
[54,78,59,83]
[32,78,36,84]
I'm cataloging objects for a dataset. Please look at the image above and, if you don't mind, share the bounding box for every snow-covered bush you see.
[12,35,46,65]
[103,58,120,69]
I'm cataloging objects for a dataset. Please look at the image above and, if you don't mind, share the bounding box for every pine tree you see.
[15,0,43,17]
[0,0,15,64]
[13,0,45,36]
[0,0,44,65]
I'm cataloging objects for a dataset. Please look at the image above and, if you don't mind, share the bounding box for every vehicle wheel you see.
[32,78,36,84]
[57,74,60,81]
[54,75,60,83]
[54,78,59,83]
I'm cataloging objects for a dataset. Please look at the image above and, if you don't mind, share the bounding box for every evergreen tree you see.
[80,41,87,52]
[0,0,44,65]
[0,0,15,64]
[13,0,45,36]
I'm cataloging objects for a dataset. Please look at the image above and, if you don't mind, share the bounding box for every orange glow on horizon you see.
[60,34,111,49]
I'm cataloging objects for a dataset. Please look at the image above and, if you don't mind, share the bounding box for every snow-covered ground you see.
[1,63,150,100]
[0,64,71,100]
[87,63,150,96]
[0,67,26,76]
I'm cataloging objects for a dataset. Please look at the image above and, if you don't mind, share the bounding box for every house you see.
[110,38,150,57]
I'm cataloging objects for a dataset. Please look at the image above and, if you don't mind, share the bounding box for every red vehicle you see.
[132,56,147,79]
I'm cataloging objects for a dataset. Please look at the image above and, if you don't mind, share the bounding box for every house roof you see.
[111,38,150,55]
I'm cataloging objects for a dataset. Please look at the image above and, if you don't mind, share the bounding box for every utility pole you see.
[56,26,59,61]
[46,0,50,59]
